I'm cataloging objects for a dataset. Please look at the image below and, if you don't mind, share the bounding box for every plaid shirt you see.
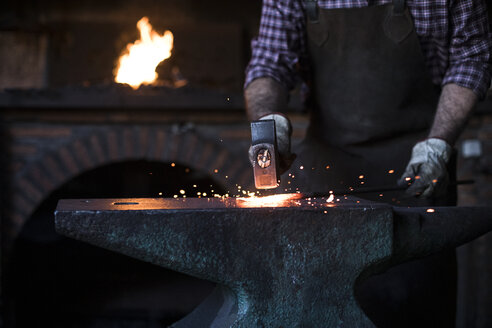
[245,0,492,99]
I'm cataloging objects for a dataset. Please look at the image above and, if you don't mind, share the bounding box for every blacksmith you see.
[245,0,491,326]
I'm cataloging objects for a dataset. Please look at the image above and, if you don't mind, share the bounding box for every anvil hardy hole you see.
[7,160,225,328]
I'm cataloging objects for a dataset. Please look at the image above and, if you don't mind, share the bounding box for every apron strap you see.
[305,0,319,23]
[393,0,405,15]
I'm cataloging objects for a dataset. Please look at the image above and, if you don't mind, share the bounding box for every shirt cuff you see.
[442,61,492,100]
[244,65,296,91]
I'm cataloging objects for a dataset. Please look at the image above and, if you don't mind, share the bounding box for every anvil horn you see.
[393,206,492,264]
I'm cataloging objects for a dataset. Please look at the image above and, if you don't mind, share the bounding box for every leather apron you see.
[281,1,457,326]
[283,0,455,206]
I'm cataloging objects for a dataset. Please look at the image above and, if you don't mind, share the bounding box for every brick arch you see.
[5,126,253,249]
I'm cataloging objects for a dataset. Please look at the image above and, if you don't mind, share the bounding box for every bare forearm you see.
[244,77,289,120]
[428,83,478,146]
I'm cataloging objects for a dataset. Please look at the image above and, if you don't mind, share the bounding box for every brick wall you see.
[1,112,254,256]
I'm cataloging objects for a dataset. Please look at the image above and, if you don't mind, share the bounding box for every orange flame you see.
[114,17,173,89]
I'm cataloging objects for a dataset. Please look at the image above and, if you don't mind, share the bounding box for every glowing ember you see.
[114,17,174,89]
[327,194,335,203]
[237,193,302,208]
[426,208,435,213]
[388,169,395,174]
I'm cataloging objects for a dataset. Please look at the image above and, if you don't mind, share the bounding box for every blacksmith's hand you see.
[398,138,453,198]
[249,113,296,174]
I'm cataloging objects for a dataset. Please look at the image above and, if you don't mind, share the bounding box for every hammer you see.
[251,119,280,189]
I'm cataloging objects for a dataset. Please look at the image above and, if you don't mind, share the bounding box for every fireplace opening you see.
[7,160,225,328]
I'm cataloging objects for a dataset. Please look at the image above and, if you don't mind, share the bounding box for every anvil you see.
[55,197,492,327]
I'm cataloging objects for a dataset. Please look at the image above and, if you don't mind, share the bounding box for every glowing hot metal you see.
[237,193,303,208]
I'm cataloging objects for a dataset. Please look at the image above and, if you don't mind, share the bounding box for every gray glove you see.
[249,113,295,173]
[398,138,453,198]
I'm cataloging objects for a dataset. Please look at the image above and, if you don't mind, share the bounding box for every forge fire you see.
[114,17,174,89]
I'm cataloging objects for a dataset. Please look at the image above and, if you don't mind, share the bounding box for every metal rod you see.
[303,180,475,198]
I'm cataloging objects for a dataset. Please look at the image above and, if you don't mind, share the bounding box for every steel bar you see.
[302,179,474,198]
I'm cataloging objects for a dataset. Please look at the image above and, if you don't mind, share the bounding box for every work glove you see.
[398,138,453,198]
[249,113,296,174]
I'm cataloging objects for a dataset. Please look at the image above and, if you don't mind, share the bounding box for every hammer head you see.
[251,120,280,189]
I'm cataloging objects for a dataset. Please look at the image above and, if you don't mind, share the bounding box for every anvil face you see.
[55,198,492,328]
[56,197,393,328]
[57,195,382,210]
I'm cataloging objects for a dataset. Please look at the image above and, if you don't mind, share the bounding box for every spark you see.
[388,169,395,174]
[426,208,435,213]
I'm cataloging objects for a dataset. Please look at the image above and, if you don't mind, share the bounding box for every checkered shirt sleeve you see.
[245,0,492,99]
